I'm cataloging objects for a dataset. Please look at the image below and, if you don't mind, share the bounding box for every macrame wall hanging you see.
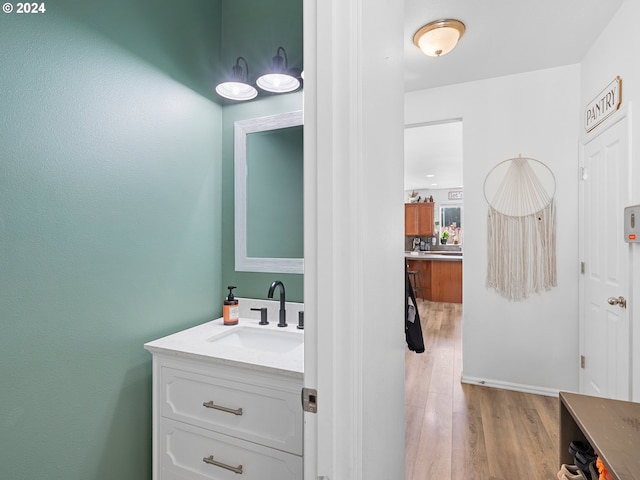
[483,156,557,301]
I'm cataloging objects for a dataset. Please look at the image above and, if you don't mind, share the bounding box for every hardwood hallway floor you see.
[405,300,559,480]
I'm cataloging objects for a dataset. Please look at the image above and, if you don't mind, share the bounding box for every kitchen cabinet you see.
[431,261,462,303]
[405,202,434,236]
[406,256,462,303]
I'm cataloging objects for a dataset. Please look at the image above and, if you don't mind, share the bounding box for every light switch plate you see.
[624,205,640,242]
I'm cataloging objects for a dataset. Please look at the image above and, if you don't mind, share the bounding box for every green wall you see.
[220,0,303,88]
[0,2,223,479]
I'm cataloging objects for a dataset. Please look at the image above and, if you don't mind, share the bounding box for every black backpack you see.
[405,263,425,353]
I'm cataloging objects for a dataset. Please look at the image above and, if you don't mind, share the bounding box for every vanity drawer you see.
[160,470,191,480]
[161,366,302,455]
[160,419,302,480]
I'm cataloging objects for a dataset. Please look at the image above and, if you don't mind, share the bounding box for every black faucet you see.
[267,280,287,327]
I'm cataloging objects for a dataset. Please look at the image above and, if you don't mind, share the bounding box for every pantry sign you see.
[585,76,621,132]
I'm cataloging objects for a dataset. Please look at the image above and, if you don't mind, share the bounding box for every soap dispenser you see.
[223,286,239,325]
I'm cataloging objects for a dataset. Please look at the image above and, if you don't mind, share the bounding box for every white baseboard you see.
[461,374,560,397]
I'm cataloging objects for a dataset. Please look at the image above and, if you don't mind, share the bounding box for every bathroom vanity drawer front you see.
[160,470,191,480]
[161,366,302,455]
[161,419,302,480]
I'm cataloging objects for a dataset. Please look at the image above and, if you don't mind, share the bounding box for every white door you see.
[580,113,630,400]
[303,0,405,479]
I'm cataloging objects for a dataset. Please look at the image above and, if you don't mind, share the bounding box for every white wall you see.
[581,0,640,400]
[306,0,406,478]
[406,64,581,394]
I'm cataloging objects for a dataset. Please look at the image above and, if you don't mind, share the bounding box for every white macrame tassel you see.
[486,158,557,301]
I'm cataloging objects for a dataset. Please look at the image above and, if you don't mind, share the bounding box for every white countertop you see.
[144,317,304,379]
[405,251,463,261]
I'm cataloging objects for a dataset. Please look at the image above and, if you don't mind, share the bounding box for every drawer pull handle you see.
[203,455,243,474]
[202,400,243,416]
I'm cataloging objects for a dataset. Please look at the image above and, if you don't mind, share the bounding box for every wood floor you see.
[405,300,559,480]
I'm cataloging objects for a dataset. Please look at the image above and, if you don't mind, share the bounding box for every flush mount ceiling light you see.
[413,19,465,57]
[257,46,301,93]
[215,57,258,101]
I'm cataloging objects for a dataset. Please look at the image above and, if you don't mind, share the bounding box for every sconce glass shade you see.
[257,73,300,93]
[256,47,300,93]
[216,57,258,101]
[216,81,258,101]
[413,19,465,57]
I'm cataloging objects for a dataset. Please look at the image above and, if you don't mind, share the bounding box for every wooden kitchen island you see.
[406,252,462,303]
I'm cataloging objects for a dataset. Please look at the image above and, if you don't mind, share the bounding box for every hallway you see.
[405,300,559,479]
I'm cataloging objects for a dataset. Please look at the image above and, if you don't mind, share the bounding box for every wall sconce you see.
[256,46,301,93]
[215,57,258,101]
[413,19,465,57]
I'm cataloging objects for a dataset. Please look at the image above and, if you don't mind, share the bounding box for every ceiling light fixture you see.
[257,46,301,93]
[413,19,465,57]
[215,57,258,101]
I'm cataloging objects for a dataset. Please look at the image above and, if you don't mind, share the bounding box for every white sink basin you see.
[207,327,303,354]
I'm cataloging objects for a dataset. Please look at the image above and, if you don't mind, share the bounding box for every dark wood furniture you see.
[430,260,462,303]
[405,202,434,236]
[406,258,462,304]
[559,391,640,480]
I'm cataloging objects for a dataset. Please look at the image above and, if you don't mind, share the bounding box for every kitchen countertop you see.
[405,251,463,261]
[144,317,304,379]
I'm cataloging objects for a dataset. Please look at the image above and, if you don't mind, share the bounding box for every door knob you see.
[607,296,627,308]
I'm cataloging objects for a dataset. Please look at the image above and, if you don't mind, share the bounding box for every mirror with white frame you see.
[234,110,304,274]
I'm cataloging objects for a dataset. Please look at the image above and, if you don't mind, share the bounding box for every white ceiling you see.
[404,0,624,191]
[405,121,463,192]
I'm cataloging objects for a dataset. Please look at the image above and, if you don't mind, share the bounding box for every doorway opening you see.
[404,119,464,477]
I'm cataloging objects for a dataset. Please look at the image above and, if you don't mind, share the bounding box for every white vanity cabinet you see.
[151,356,303,480]
[145,319,304,480]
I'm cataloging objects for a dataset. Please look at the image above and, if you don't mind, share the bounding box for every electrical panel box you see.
[624,205,640,243]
